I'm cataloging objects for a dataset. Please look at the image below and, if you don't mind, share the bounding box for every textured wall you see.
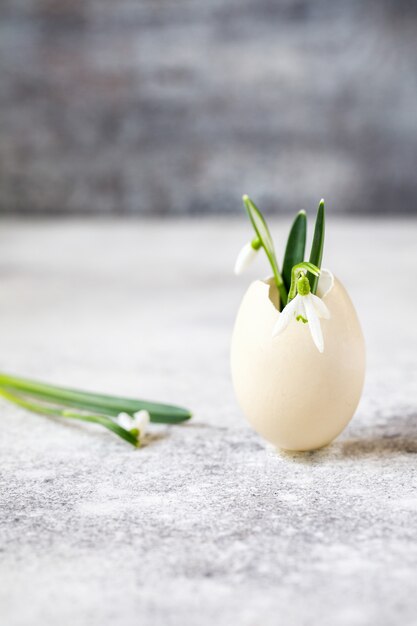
[1,0,417,215]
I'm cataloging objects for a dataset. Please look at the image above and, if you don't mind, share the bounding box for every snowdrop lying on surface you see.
[0,372,190,448]
[117,410,151,441]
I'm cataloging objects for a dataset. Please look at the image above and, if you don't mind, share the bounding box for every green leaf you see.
[0,387,139,446]
[282,210,307,292]
[243,195,276,255]
[0,373,192,424]
[307,199,325,294]
[242,195,288,307]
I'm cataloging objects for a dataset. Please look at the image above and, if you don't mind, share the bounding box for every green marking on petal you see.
[296,315,308,324]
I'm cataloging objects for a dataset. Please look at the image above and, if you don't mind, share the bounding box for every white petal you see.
[295,296,307,321]
[272,296,299,337]
[234,242,258,275]
[316,269,334,299]
[117,412,134,430]
[310,293,330,319]
[133,410,150,435]
[304,295,324,352]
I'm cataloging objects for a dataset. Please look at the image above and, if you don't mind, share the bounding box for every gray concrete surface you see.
[0,217,417,626]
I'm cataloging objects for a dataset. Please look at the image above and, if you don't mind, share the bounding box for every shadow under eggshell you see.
[230,274,366,451]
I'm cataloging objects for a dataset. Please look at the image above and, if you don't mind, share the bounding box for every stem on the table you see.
[0,372,191,423]
[0,387,139,446]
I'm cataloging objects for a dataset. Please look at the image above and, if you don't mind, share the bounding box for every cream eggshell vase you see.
[231,271,365,451]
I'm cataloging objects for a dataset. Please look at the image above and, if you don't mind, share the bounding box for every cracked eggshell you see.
[230,271,366,451]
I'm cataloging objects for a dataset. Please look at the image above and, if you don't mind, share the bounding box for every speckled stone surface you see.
[1,218,417,626]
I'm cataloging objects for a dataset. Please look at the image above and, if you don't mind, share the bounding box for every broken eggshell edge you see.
[230,270,366,451]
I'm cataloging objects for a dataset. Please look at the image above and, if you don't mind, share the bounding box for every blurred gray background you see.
[1,0,417,216]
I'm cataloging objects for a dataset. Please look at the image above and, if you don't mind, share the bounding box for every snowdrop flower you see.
[117,410,150,440]
[273,273,330,353]
[234,238,261,275]
[132,410,150,436]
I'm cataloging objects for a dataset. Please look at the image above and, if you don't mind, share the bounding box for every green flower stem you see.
[0,372,192,424]
[288,262,321,303]
[270,258,288,309]
[0,387,139,447]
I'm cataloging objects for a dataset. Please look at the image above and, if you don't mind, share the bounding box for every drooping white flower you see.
[272,287,330,353]
[117,410,150,437]
[234,241,259,275]
[132,410,150,436]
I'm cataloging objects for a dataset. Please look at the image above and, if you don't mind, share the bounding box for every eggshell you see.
[230,272,366,451]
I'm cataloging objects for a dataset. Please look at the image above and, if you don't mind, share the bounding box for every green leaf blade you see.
[0,387,139,447]
[0,373,192,424]
[242,195,288,307]
[282,210,307,292]
[307,199,325,294]
[242,195,276,261]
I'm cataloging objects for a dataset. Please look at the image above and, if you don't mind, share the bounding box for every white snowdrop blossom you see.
[272,276,330,353]
[132,410,150,436]
[117,410,150,438]
[234,240,260,275]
